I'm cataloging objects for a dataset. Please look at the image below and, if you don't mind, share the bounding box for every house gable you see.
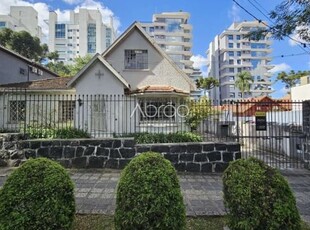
[102,23,194,94]
[70,56,129,95]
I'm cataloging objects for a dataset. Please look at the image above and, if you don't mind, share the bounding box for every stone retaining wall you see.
[0,133,241,173]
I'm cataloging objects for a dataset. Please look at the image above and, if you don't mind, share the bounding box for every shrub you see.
[0,158,76,230]
[26,126,90,139]
[116,132,202,144]
[54,127,90,139]
[223,157,301,230]
[115,152,186,230]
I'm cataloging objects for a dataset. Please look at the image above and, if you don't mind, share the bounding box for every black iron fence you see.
[0,90,233,141]
[0,89,309,168]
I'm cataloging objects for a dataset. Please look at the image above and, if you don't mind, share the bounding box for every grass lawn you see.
[73,215,310,230]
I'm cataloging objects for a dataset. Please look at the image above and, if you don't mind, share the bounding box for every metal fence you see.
[1,89,309,168]
[0,90,233,141]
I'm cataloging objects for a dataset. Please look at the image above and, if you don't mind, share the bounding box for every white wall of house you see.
[74,61,125,95]
[104,29,191,93]
[291,84,310,101]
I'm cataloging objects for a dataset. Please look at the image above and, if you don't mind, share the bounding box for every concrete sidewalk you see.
[0,168,309,223]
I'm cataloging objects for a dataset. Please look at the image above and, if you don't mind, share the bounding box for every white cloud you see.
[288,26,309,46]
[190,54,207,69]
[269,63,291,74]
[62,0,82,5]
[0,0,121,42]
[190,55,208,76]
[228,2,241,22]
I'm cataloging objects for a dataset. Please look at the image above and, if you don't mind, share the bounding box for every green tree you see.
[46,61,71,77]
[68,55,93,76]
[248,1,310,42]
[185,96,213,131]
[0,28,46,61]
[277,70,310,92]
[195,76,219,96]
[235,71,253,99]
[0,28,13,46]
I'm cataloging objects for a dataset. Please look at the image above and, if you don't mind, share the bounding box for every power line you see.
[272,52,309,59]
[246,0,310,52]
[247,0,273,24]
[232,0,310,54]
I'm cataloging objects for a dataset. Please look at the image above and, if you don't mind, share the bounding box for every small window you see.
[229,68,234,73]
[229,93,235,98]
[9,101,26,123]
[237,51,241,56]
[58,100,75,122]
[228,35,233,40]
[236,35,241,40]
[124,50,148,69]
[19,68,25,75]
[228,43,233,48]
[237,43,240,48]
[229,76,235,81]
[228,51,234,56]
[237,60,241,64]
[229,60,234,64]
[139,100,176,122]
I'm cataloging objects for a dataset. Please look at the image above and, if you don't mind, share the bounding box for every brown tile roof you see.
[129,85,189,95]
[214,96,292,116]
[0,77,72,90]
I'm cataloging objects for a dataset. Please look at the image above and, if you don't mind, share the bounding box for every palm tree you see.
[235,71,253,99]
[195,76,219,97]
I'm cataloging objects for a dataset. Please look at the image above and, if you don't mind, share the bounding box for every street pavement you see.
[0,168,309,223]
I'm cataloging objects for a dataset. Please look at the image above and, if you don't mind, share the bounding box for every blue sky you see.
[1,0,309,98]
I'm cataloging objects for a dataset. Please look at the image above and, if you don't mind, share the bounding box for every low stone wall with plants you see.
[0,133,241,173]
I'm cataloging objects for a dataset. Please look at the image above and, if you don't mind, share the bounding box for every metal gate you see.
[234,99,308,169]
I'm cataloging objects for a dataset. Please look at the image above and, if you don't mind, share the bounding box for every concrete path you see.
[0,168,309,223]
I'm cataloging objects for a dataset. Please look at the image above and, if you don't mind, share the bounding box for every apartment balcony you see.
[181,59,194,66]
[165,50,192,56]
[183,68,194,75]
[180,24,192,30]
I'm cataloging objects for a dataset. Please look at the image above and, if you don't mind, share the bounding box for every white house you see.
[0,22,196,136]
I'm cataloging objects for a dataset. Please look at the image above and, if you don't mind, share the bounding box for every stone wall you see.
[0,134,241,173]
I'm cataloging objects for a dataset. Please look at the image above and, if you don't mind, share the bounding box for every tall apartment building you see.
[140,12,194,75]
[48,8,116,64]
[0,6,42,39]
[207,21,273,101]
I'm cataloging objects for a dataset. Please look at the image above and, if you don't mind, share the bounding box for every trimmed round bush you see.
[0,158,75,230]
[223,157,301,230]
[115,152,186,230]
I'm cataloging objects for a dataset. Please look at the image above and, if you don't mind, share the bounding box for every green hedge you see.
[115,152,186,230]
[26,126,90,139]
[117,132,202,144]
[0,158,76,230]
[223,157,301,230]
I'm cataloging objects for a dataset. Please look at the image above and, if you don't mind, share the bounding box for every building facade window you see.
[237,51,241,56]
[87,23,96,53]
[228,51,234,56]
[228,43,234,48]
[228,35,233,40]
[229,59,234,64]
[58,100,75,122]
[166,18,182,32]
[139,99,176,123]
[237,59,241,64]
[9,101,26,123]
[236,35,241,40]
[124,50,148,69]
[0,21,6,28]
[55,24,66,38]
